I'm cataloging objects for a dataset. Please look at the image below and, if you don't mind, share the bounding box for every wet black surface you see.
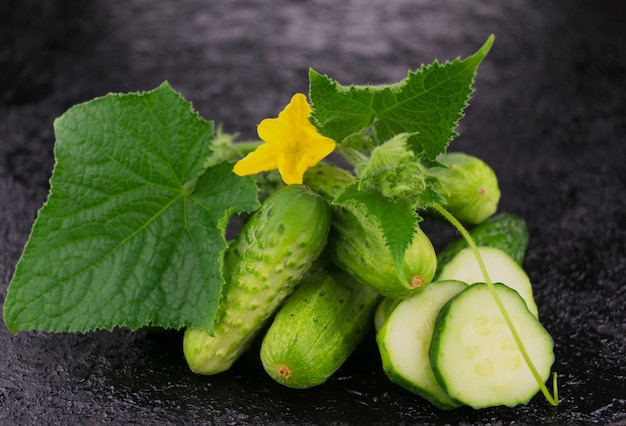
[1,0,625,424]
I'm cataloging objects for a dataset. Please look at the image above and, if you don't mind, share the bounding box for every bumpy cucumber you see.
[429,283,555,409]
[436,213,529,271]
[376,280,467,410]
[436,246,538,317]
[260,261,380,389]
[429,152,501,225]
[183,184,331,375]
[304,163,438,299]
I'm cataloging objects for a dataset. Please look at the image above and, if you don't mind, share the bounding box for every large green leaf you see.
[309,35,493,160]
[3,82,259,334]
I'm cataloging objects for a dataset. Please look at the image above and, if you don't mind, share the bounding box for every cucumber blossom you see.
[183,184,331,375]
[304,163,438,299]
[260,261,380,389]
[429,152,501,225]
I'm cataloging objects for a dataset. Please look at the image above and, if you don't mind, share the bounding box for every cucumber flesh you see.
[430,283,554,409]
[376,280,467,410]
[374,297,400,331]
[436,246,538,317]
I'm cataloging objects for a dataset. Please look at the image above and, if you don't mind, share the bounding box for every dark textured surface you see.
[1,0,625,424]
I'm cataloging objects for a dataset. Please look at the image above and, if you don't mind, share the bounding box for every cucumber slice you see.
[430,283,555,409]
[374,297,400,331]
[436,246,538,317]
[376,280,468,410]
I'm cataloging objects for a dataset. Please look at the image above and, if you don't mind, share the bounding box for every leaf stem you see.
[432,203,559,406]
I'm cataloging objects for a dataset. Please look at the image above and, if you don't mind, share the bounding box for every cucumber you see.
[260,261,380,389]
[374,297,400,331]
[376,280,467,410]
[436,246,538,317]
[430,283,555,409]
[183,184,331,375]
[305,163,438,299]
[429,152,501,225]
[436,213,529,271]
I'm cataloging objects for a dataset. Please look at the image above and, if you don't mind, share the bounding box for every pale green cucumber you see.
[183,184,331,375]
[305,163,438,299]
[429,152,501,225]
[376,280,467,410]
[260,261,380,389]
[437,246,538,317]
[430,283,555,409]
[374,297,400,331]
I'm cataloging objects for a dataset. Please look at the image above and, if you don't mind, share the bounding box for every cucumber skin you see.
[429,283,554,409]
[429,152,501,225]
[183,185,331,375]
[435,213,529,278]
[260,261,380,389]
[304,163,438,299]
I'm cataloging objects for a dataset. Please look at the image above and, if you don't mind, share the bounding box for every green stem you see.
[433,204,559,406]
[335,145,370,170]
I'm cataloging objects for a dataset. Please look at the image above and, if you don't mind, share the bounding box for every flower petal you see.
[232,144,278,176]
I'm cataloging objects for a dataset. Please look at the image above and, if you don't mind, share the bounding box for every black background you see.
[1,1,625,425]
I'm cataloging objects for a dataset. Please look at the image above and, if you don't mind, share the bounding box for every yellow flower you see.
[233,93,336,185]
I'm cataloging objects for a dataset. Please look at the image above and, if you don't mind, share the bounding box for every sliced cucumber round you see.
[374,297,400,331]
[430,283,555,409]
[376,280,468,410]
[436,246,538,317]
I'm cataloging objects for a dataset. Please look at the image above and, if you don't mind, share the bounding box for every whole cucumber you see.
[304,163,437,299]
[183,184,331,375]
[429,152,501,225]
[260,260,380,389]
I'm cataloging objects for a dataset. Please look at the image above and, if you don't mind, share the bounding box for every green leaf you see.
[3,82,259,334]
[309,35,494,160]
[334,184,419,282]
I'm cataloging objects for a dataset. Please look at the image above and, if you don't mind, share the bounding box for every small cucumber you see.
[429,152,501,225]
[376,280,467,410]
[183,184,331,375]
[436,212,530,272]
[429,283,555,409]
[305,163,438,299]
[260,261,380,389]
[436,246,538,317]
